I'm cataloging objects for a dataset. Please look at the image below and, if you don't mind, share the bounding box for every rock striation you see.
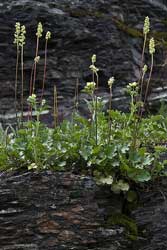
[131,179,167,250]
[0,0,167,125]
[0,171,129,250]
[0,171,167,250]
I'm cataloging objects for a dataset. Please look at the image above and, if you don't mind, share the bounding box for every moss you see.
[113,18,167,48]
[161,19,167,26]
[114,19,143,38]
[106,213,138,241]
[63,11,167,48]
[153,31,167,40]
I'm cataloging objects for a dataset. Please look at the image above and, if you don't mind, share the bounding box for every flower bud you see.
[108,77,115,88]
[34,56,40,63]
[149,37,155,55]
[27,94,36,104]
[128,82,138,87]
[19,25,26,46]
[36,22,43,38]
[89,64,99,73]
[142,64,148,73]
[83,81,96,94]
[14,22,21,45]
[91,54,96,64]
[143,16,150,35]
[46,31,51,40]
[41,99,46,106]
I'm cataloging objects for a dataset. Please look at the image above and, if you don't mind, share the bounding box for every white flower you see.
[108,77,115,88]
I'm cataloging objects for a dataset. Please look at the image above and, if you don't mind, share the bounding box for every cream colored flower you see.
[46,31,51,40]
[149,37,155,55]
[91,54,96,64]
[36,22,43,38]
[143,16,150,35]
[108,77,115,88]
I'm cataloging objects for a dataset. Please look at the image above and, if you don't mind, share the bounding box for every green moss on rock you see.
[107,213,138,241]
[113,18,167,48]
[114,19,143,38]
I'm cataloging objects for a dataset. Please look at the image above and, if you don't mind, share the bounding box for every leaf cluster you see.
[1,101,167,195]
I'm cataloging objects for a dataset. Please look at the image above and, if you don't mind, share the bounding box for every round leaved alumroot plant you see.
[0,18,167,199]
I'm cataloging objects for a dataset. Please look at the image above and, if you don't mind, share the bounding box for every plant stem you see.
[15,44,19,127]
[21,45,24,125]
[53,85,58,128]
[139,34,147,101]
[96,72,99,89]
[74,78,79,112]
[95,95,98,145]
[32,37,39,94]
[40,39,48,102]
[142,53,154,116]
[137,34,147,118]
[28,63,35,120]
[94,72,99,144]
[108,86,112,143]
[127,94,134,126]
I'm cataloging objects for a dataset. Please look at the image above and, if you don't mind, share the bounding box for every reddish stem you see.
[40,39,48,103]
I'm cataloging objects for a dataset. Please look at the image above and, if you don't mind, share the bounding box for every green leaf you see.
[128,169,151,182]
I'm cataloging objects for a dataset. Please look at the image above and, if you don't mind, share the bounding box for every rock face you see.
[132,179,167,250]
[0,0,167,125]
[0,171,129,250]
[0,171,167,250]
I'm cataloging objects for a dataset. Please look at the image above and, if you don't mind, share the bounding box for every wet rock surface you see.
[0,0,167,125]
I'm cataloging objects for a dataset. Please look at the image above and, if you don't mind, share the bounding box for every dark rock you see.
[1,171,167,249]
[0,170,128,250]
[131,179,167,250]
[0,0,167,125]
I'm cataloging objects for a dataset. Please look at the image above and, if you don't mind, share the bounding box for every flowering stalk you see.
[143,37,155,112]
[141,17,150,67]
[40,31,51,103]
[83,81,96,142]
[90,54,99,89]
[127,82,139,150]
[108,77,115,143]
[28,63,35,120]
[13,22,21,126]
[139,64,148,105]
[139,17,150,102]
[32,22,43,94]
[20,25,26,124]
[127,82,139,125]
[89,55,100,145]
[28,56,40,120]
[138,64,148,117]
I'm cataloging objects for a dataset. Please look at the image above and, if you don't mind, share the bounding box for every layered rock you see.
[0,171,129,250]
[0,0,167,125]
[132,179,167,250]
[1,170,167,249]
